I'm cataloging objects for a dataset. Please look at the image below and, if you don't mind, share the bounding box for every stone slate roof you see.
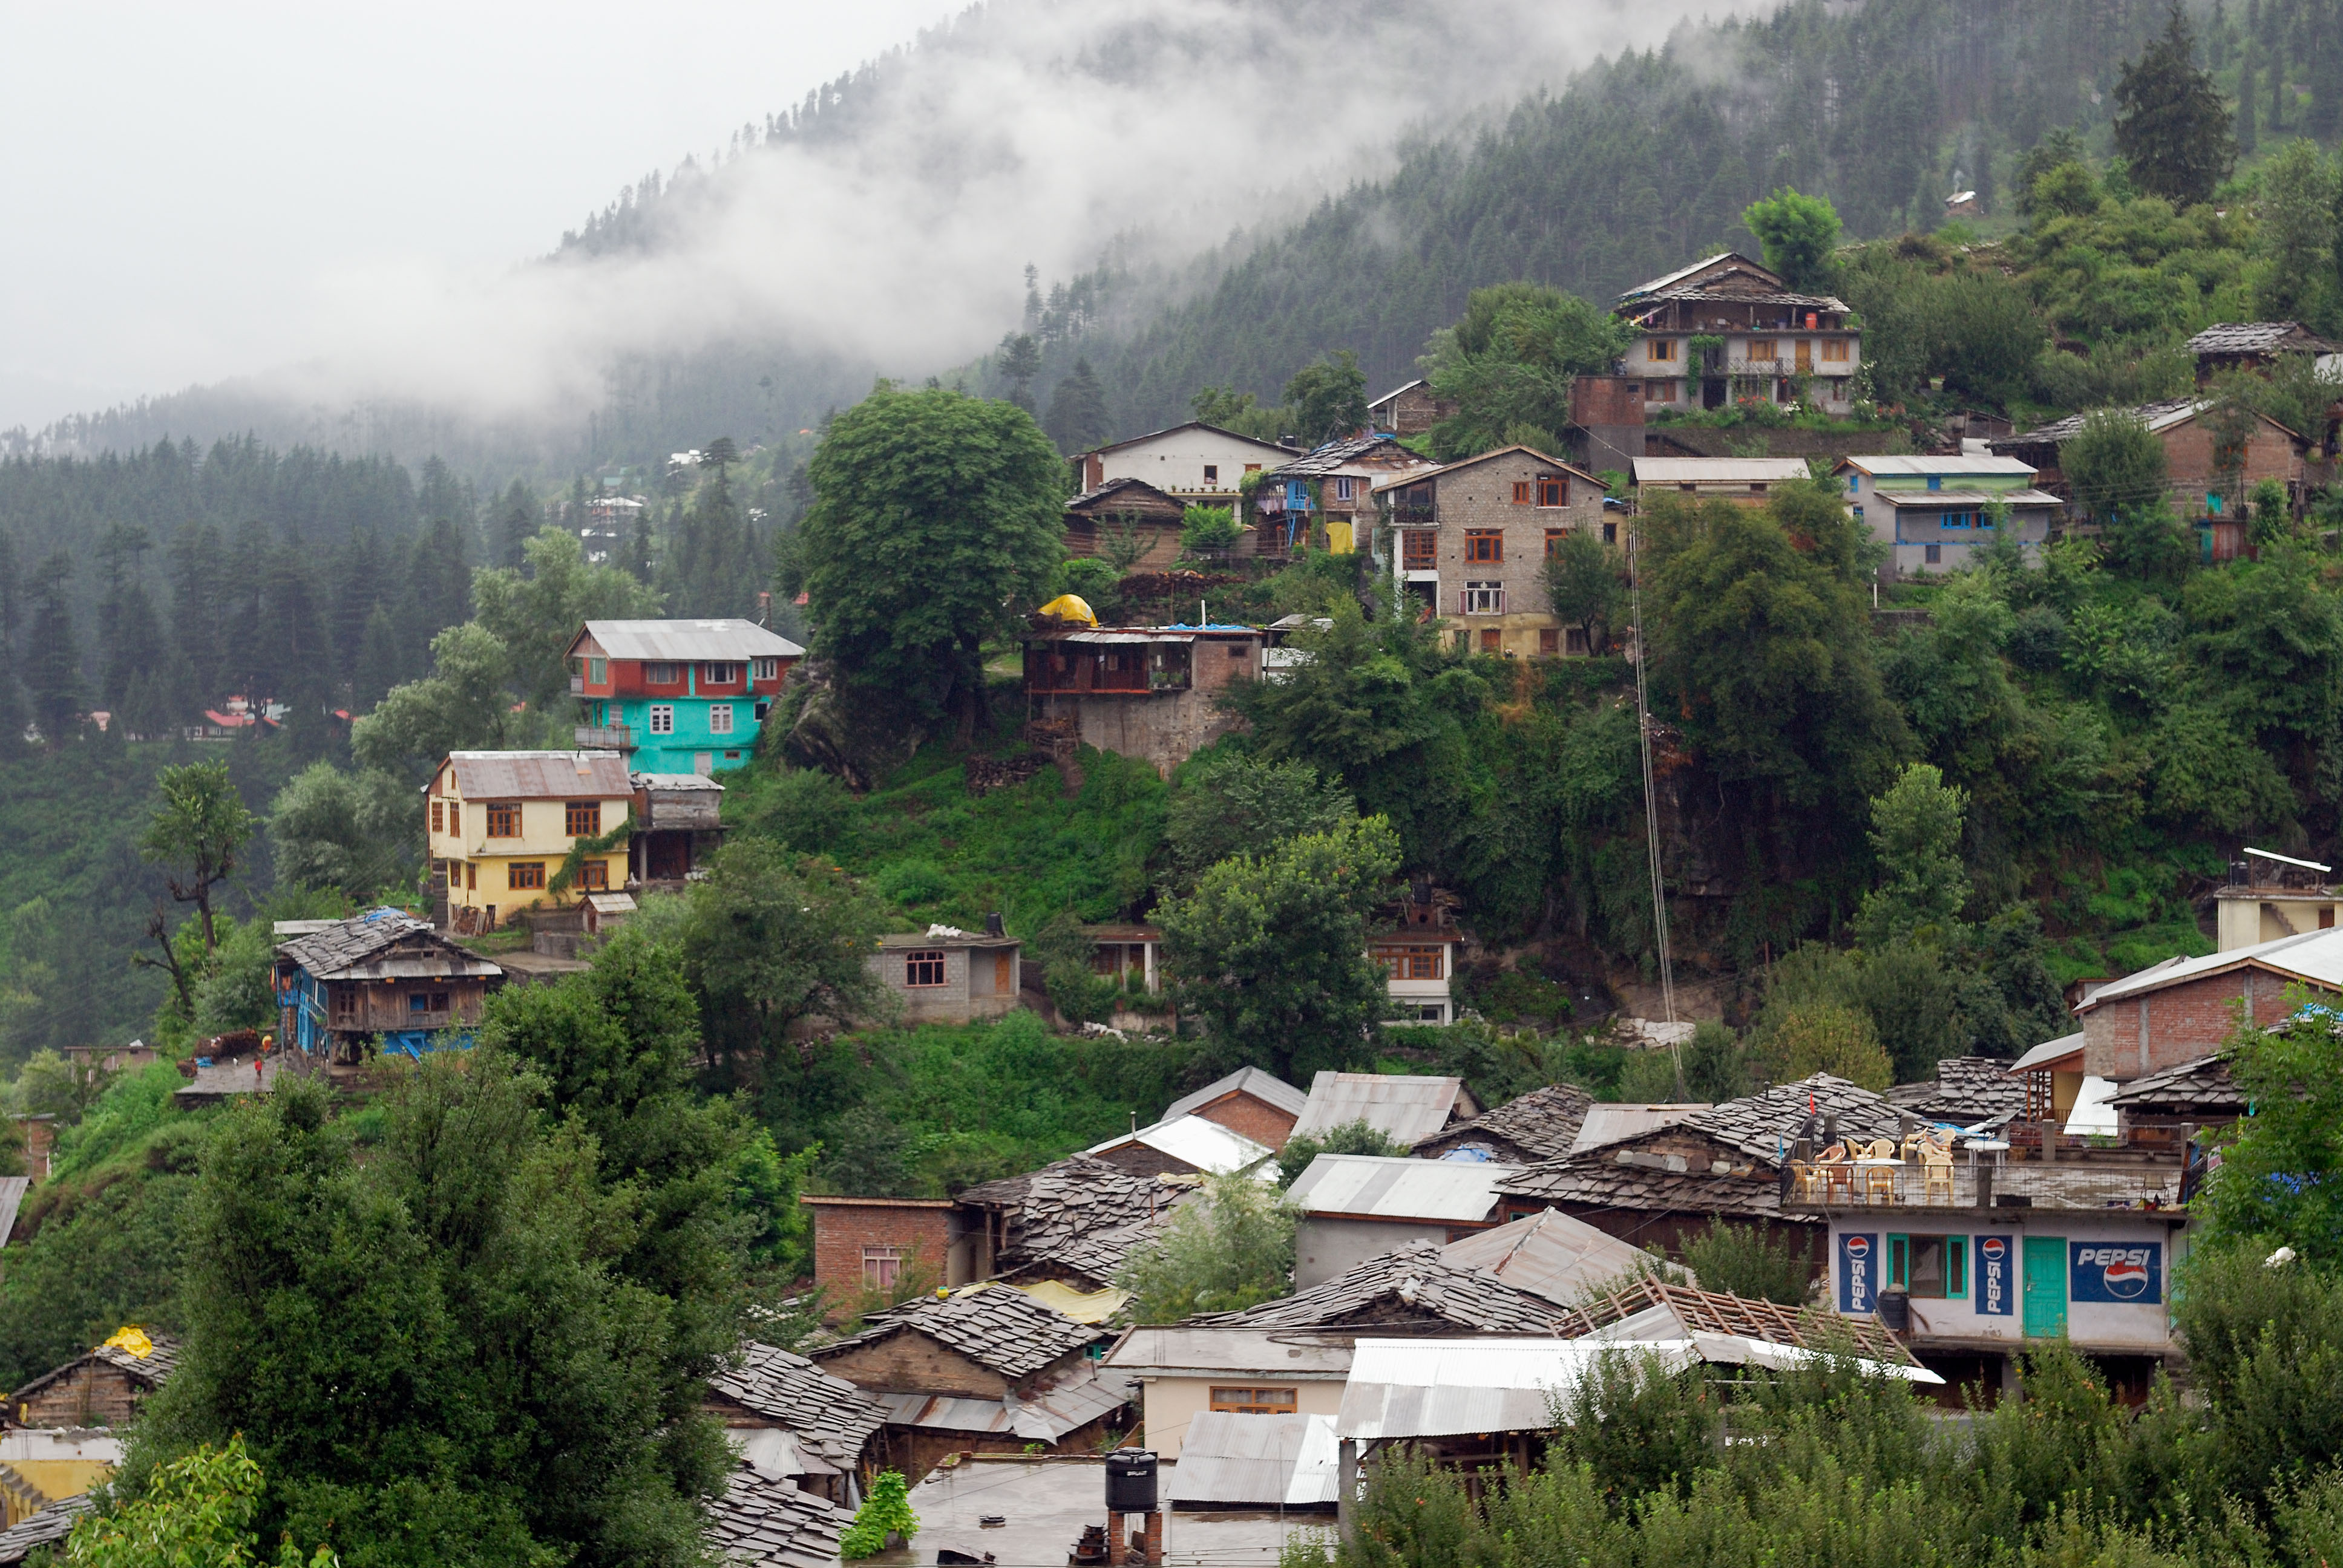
[819,1285,1102,1381]
[1193,1241,1570,1334]
[957,1155,1194,1287]
[2106,1054,2243,1114]
[1066,476,1187,520]
[2186,321,2338,356]
[1414,1085,1593,1162]
[1889,1057,2027,1123]
[707,1466,851,1568]
[13,1333,182,1405]
[1268,434,1427,479]
[708,1342,887,1467]
[0,1496,90,1564]
[1500,1158,1792,1221]
[277,909,502,982]
[1556,1276,1920,1368]
[1679,1076,1904,1164]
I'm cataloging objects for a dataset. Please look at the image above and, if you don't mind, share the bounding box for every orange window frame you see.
[1464,530,1503,564]
[506,861,546,890]
[1536,476,1565,508]
[565,801,601,837]
[1510,480,1533,505]
[485,802,519,838]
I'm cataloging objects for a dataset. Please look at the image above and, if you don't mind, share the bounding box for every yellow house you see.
[427,751,635,930]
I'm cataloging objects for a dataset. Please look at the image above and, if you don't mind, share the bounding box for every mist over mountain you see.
[16,0,2188,477]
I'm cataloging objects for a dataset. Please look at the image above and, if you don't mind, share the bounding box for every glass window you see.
[1536,475,1565,508]
[582,861,609,890]
[430,800,444,833]
[863,1246,905,1289]
[1461,581,1504,615]
[587,657,608,684]
[704,662,737,685]
[565,801,601,837]
[1401,532,1436,568]
[1510,480,1532,505]
[1203,465,1219,485]
[752,656,780,681]
[1210,1387,1297,1414]
[709,704,735,736]
[644,662,680,684]
[648,705,675,735]
[1648,338,1677,362]
[486,802,520,838]
[508,862,546,890]
[1464,531,1503,563]
[905,950,947,987]
[449,801,461,835]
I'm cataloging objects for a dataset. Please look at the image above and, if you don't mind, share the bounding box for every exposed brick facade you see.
[2078,962,2334,1079]
[802,1197,960,1299]
[1188,1091,1300,1151]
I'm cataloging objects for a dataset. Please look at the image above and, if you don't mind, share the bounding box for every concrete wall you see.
[1138,1375,1346,1460]
[1827,1214,2183,1355]
[1295,1217,1452,1289]
[2215,892,2339,950]
[867,944,1023,1025]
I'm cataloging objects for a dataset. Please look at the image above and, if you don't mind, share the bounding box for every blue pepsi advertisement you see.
[1973,1234,2015,1316]
[2069,1241,2162,1304]
[1838,1232,1879,1313]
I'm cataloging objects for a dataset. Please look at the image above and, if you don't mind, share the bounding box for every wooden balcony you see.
[574,725,634,750]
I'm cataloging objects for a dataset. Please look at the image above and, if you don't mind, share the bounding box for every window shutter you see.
[1458,589,1469,615]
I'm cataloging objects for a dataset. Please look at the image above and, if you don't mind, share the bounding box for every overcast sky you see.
[0,0,950,431]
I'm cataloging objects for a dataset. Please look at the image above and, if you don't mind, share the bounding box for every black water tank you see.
[1877,1290,1910,1333]
[1106,1449,1158,1512]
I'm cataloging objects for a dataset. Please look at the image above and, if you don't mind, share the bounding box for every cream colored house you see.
[2213,848,2341,950]
[1099,1328,1351,1460]
[427,751,635,930]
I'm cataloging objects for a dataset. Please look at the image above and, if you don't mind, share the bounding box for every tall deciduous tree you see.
[1283,350,1369,448]
[1423,285,1632,461]
[1854,762,1972,947]
[1115,1173,1298,1320]
[474,527,662,716]
[138,760,254,953]
[2254,139,2338,322]
[1742,187,1843,292]
[680,838,893,1074]
[351,622,524,780]
[797,385,1064,746]
[2112,4,2238,208]
[1542,528,1626,654]
[1157,815,1400,1082]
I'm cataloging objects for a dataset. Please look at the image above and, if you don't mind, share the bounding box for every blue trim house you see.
[566,619,804,775]
[273,909,503,1062]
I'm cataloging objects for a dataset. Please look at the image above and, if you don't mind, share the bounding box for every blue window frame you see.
[1927,475,1943,491]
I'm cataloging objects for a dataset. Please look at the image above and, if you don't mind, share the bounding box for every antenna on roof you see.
[1628,517,1681,1088]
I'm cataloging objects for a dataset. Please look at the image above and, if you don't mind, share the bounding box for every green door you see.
[2023,1236,2068,1338]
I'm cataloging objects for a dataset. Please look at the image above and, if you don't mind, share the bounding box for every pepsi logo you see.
[1844,1235,1870,1259]
[2101,1258,2151,1298]
[1979,1236,2007,1261]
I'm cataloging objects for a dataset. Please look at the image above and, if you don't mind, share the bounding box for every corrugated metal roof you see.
[1568,1103,1707,1154]
[444,751,633,800]
[1370,379,1427,405]
[1633,458,1813,485]
[1168,1412,1326,1508]
[1164,1067,1308,1123]
[1089,1114,1273,1176]
[2080,927,2343,1008]
[1293,1073,1464,1146]
[871,1364,1132,1442]
[1285,1154,1513,1223]
[1058,630,1197,644]
[1102,1328,1352,1378]
[1869,488,2062,506]
[0,1177,30,1249]
[2010,1031,2088,1072]
[1840,455,2037,477]
[632,771,726,792]
[575,618,804,662]
[1438,1210,1662,1307]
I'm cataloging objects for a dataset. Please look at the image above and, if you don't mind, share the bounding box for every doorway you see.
[2022,1236,2068,1338]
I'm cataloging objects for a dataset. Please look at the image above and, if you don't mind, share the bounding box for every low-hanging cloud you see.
[135,0,1768,440]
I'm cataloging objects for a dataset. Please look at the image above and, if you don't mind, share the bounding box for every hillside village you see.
[8,5,2343,1563]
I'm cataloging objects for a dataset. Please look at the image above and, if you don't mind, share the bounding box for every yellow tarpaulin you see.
[1010,1280,1132,1324]
[1037,594,1099,627]
[101,1326,153,1359]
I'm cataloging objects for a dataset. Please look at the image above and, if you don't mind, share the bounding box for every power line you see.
[1628,518,1680,1084]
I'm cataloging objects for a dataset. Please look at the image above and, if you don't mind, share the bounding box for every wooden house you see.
[629,770,724,886]
[1256,434,1437,557]
[1063,477,1188,572]
[275,909,502,1062]
[1613,252,1861,416]
[10,1333,175,1430]
[1021,620,1265,777]
[427,751,637,930]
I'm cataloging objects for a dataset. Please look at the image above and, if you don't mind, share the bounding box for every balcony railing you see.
[1784,1156,2184,1213]
[575,725,634,750]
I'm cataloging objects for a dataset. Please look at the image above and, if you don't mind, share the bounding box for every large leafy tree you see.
[1283,350,1369,447]
[350,621,526,781]
[268,760,420,901]
[139,760,256,954]
[797,385,1065,746]
[1853,762,1972,947]
[1156,815,1400,1082]
[1423,284,1632,460]
[1742,187,1843,293]
[1542,528,1627,653]
[2111,3,2238,209]
[474,526,663,714]
[1162,750,1357,893]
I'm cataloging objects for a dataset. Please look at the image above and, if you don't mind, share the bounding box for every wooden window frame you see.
[1535,475,1565,509]
[448,801,461,836]
[581,861,609,891]
[485,802,520,838]
[1539,627,1561,656]
[507,861,546,891]
[1401,531,1437,569]
[331,987,357,1022]
[1510,480,1533,505]
[1478,629,1502,654]
[565,801,601,837]
[1648,379,1678,402]
[1748,339,1778,362]
[644,661,680,685]
[465,861,477,891]
[1463,530,1503,564]
[1821,338,1850,362]
[1333,476,1356,501]
[1460,581,1504,615]
[905,950,948,987]
[863,1245,906,1289]
[1545,528,1569,557]
[703,662,738,685]
[1209,1386,1298,1415]
[586,656,608,684]
[430,800,444,834]
[1648,338,1677,362]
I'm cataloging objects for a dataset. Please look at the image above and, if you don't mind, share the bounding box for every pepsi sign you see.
[2069,1241,2161,1304]
[1973,1234,2013,1316]
[1838,1232,1879,1313]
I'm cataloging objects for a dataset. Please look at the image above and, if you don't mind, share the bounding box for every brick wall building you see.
[1159,1067,1306,1152]
[801,1195,967,1299]
[1374,446,1608,659]
[2071,931,2343,1080]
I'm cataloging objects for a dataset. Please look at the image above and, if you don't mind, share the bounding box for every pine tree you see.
[1045,358,1112,453]
[2112,4,2240,207]
[494,480,537,570]
[169,521,229,716]
[22,552,82,746]
[2238,39,2261,154]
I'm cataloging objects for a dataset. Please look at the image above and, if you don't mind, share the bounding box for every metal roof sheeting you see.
[0,1177,29,1249]
[1841,455,2038,477]
[1089,1114,1274,1177]
[1293,1073,1465,1146]
[576,619,804,662]
[872,1364,1133,1442]
[1164,1067,1308,1123]
[1285,1154,1513,1224]
[1168,1412,1335,1508]
[1568,1103,1708,1154]
[1438,1210,1663,1307]
[1633,458,1813,485]
[1103,1328,1353,1379]
[2010,1031,2088,1073]
[1869,488,2062,507]
[2079,927,2343,1009]
[444,751,634,800]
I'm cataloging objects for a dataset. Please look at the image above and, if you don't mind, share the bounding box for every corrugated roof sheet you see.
[1196,1239,1565,1334]
[1619,251,1744,299]
[1438,1210,1662,1307]
[1164,1067,1308,1124]
[1102,1328,1352,1378]
[1997,398,2207,448]
[1869,488,2063,507]
[708,1342,887,1467]
[444,750,633,801]
[1088,1114,1273,1177]
[1293,1073,1464,1146]
[1286,1155,1513,1224]
[0,1177,30,1249]
[1633,458,1814,485]
[1370,378,1428,405]
[1842,455,2039,477]
[1569,1103,1708,1154]
[706,1467,850,1568]
[2011,1031,2088,1073]
[576,619,804,663]
[2080,927,2343,1009]
[1168,1412,1329,1508]
[871,1364,1132,1442]
[1415,1085,1593,1162]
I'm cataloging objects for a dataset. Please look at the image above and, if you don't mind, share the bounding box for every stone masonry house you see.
[1369,379,1458,436]
[1613,252,1862,416]
[1021,621,1265,776]
[867,926,1022,1025]
[1371,446,1607,657]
